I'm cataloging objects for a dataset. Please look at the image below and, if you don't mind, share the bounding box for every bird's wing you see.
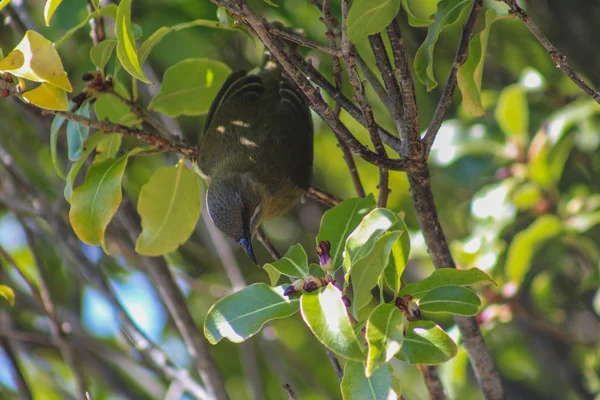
[278,78,311,121]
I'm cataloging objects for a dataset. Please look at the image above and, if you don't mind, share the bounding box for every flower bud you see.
[395,294,420,322]
[316,240,333,274]
[283,278,305,297]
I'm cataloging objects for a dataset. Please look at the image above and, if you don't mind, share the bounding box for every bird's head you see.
[206,174,263,264]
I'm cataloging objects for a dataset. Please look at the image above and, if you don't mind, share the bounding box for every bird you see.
[198,61,314,264]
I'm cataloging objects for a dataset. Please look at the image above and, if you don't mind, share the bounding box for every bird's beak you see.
[239,237,257,265]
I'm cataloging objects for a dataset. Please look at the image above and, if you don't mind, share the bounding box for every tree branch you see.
[419,365,447,400]
[502,0,600,104]
[422,0,482,153]
[307,186,341,207]
[269,24,342,57]
[0,318,33,400]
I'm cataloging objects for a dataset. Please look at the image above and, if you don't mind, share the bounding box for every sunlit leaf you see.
[204,283,299,344]
[398,267,493,299]
[401,0,439,27]
[116,0,151,83]
[383,219,410,295]
[263,244,308,279]
[66,103,91,161]
[136,162,202,256]
[0,284,15,306]
[495,84,528,137]
[365,304,404,377]
[505,215,562,286]
[414,0,470,91]
[0,0,12,13]
[341,361,399,400]
[316,194,375,272]
[300,284,364,361]
[346,0,401,43]
[22,82,68,111]
[418,285,481,315]
[44,0,63,26]
[149,58,231,116]
[90,40,116,70]
[0,31,72,91]
[397,320,457,364]
[94,80,138,127]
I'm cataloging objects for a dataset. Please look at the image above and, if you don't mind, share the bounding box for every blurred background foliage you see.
[0,0,599,399]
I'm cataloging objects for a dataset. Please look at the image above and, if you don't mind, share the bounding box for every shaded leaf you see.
[66,103,90,161]
[341,361,399,400]
[149,58,231,116]
[263,244,308,279]
[22,82,68,111]
[44,0,63,26]
[383,219,411,295]
[397,321,457,364]
[316,194,375,272]
[136,162,202,256]
[90,40,116,70]
[414,0,470,91]
[418,285,481,315]
[116,0,151,83]
[50,114,67,180]
[95,134,122,163]
[399,267,493,299]
[300,284,364,361]
[64,131,106,202]
[54,4,118,48]
[204,283,299,344]
[347,0,401,43]
[365,304,404,377]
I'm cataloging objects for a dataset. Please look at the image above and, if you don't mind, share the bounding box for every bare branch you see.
[85,0,105,46]
[283,383,297,400]
[0,318,33,400]
[256,227,282,260]
[502,0,600,104]
[307,186,341,207]
[422,0,482,153]
[269,24,342,57]
[419,365,447,400]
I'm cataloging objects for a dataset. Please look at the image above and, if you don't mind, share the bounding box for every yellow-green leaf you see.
[346,0,401,43]
[0,0,12,13]
[64,131,106,202]
[495,84,529,137]
[95,134,122,163]
[90,40,116,70]
[341,362,399,400]
[401,0,439,27]
[0,31,72,91]
[135,162,202,256]
[149,58,231,117]
[0,284,15,306]
[116,0,151,83]
[44,0,63,26]
[22,82,68,110]
[365,304,405,377]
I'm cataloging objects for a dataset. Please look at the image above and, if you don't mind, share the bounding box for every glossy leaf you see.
[346,0,401,43]
[506,215,562,285]
[300,284,364,361]
[263,244,308,279]
[64,131,106,202]
[365,304,404,377]
[139,19,234,64]
[316,194,375,272]
[495,84,528,137]
[418,286,481,315]
[397,321,457,364]
[0,30,72,91]
[149,58,231,116]
[341,361,399,400]
[116,0,151,83]
[44,0,63,26]
[401,0,438,27]
[22,82,68,111]
[398,267,493,299]
[50,114,66,180]
[69,150,137,247]
[90,40,116,70]
[66,103,90,161]
[0,284,15,306]
[136,162,202,256]
[204,283,299,344]
[414,0,470,91]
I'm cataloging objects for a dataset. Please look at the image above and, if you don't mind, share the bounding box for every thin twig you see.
[307,186,341,207]
[502,0,600,104]
[283,383,298,400]
[340,0,390,207]
[422,0,482,154]
[0,323,33,400]
[85,0,105,46]
[387,19,421,159]
[269,25,342,57]
[256,227,281,260]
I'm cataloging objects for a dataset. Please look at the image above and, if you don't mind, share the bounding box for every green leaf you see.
[414,0,471,91]
[457,10,499,117]
[418,286,481,315]
[263,244,308,279]
[401,0,439,27]
[148,58,231,117]
[90,40,116,70]
[94,81,138,127]
[341,361,399,400]
[22,82,69,111]
[204,283,299,344]
[139,19,234,64]
[116,0,151,83]
[506,215,562,285]
[398,267,493,299]
[50,114,66,180]
[66,103,90,161]
[316,195,375,272]
[565,211,600,233]
[300,284,364,362]
[495,84,528,137]
[397,321,457,364]
[383,219,410,295]
[64,131,106,202]
[44,0,63,26]
[365,304,404,377]
[136,162,202,256]
[0,284,15,306]
[95,134,122,163]
[263,264,281,286]
[346,0,401,43]
[69,149,138,247]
